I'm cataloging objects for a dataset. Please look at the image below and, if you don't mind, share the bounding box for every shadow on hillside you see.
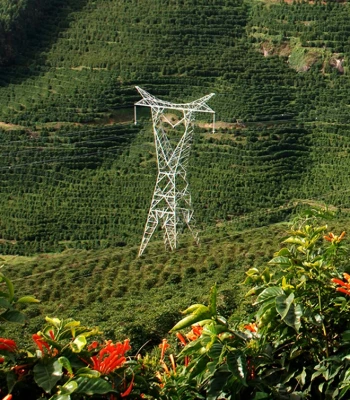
[0,0,89,87]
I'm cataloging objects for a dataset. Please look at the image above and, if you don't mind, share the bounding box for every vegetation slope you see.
[1,0,350,348]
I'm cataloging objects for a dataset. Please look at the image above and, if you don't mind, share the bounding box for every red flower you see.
[331,273,350,296]
[2,394,12,400]
[32,334,50,353]
[0,339,16,353]
[159,339,170,361]
[121,375,134,398]
[185,325,203,341]
[91,339,131,375]
[324,231,346,244]
[88,341,99,351]
[244,323,258,333]
[176,332,187,346]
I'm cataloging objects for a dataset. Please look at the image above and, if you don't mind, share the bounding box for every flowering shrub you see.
[1,209,350,399]
[152,209,350,399]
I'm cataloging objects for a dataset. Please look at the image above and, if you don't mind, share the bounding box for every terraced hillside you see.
[0,0,350,255]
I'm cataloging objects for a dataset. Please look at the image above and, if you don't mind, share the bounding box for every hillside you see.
[1,0,350,345]
[1,0,350,255]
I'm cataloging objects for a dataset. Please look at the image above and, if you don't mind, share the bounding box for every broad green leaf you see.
[254,287,284,305]
[299,367,307,387]
[50,394,71,400]
[275,247,291,256]
[282,302,302,332]
[268,256,291,266]
[45,317,61,328]
[63,320,80,338]
[0,298,11,309]
[76,367,100,378]
[6,370,17,393]
[188,355,210,380]
[17,296,40,304]
[276,293,295,320]
[75,377,113,395]
[283,237,305,245]
[256,298,275,321]
[209,284,217,316]
[170,307,212,332]
[58,357,73,376]
[1,310,25,324]
[61,380,78,394]
[70,335,87,353]
[227,352,246,383]
[181,304,206,315]
[207,366,232,400]
[207,342,223,359]
[34,359,63,393]
[245,268,259,276]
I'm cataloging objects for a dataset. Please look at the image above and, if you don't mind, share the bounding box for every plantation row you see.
[1,119,350,255]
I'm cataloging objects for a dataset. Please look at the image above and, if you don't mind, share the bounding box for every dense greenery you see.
[1,2,350,395]
[0,0,350,254]
[1,212,350,399]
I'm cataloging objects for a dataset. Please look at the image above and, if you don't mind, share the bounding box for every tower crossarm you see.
[135,86,215,114]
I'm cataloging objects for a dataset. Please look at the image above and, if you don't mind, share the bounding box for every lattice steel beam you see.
[134,86,215,256]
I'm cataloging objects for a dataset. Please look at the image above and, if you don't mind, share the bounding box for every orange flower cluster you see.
[185,325,203,341]
[324,231,346,244]
[0,339,16,353]
[244,323,258,333]
[331,273,350,296]
[91,339,131,375]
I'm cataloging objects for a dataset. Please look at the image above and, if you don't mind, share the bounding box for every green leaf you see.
[0,274,14,302]
[188,355,210,380]
[181,304,206,315]
[45,317,62,328]
[58,357,73,376]
[75,377,113,395]
[70,335,87,353]
[227,352,246,383]
[254,287,284,305]
[275,247,291,256]
[50,394,71,400]
[6,370,17,393]
[0,298,11,309]
[209,284,217,316]
[276,293,295,320]
[61,380,78,394]
[17,296,40,304]
[245,268,259,276]
[1,310,25,324]
[268,256,291,266]
[207,342,223,359]
[34,359,63,393]
[283,237,305,245]
[76,367,100,378]
[170,307,212,332]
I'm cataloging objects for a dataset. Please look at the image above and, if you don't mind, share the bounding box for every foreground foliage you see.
[2,211,350,399]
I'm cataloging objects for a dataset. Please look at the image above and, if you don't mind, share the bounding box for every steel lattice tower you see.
[134,86,215,256]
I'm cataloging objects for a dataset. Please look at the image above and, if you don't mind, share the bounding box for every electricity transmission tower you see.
[134,86,215,256]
